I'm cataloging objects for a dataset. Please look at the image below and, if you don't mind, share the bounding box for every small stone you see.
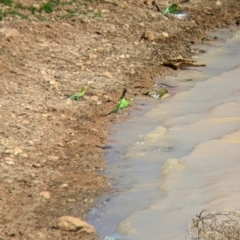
[32,163,41,168]
[48,155,59,161]
[89,53,97,59]
[67,198,76,202]
[143,0,153,6]
[5,160,15,165]
[55,216,96,233]
[162,32,169,38]
[142,30,155,41]
[13,147,23,155]
[4,149,13,154]
[65,99,72,105]
[150,13,157,18]
[103,71,112,79]
[216,0,222,6]
[40,191,51,199]
[20,153,28,158]
[60,184,68,188]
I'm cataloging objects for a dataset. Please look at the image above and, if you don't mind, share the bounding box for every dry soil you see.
[0,0,240,239]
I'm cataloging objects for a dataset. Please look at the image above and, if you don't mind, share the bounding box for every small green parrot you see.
[104,88,133,117]
[163,3,179,15]
[69,87,86,100]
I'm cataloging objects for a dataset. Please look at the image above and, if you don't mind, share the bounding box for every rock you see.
[142,30,155,41]
[65,99,72,105]
[32,163,41,168]
[5,160,15,165]
[40,191,51,199]
[13,147,23,155]
[143,0,153,6]
[55,216,95,233]
[20,153,28,158]
[162,32,169,38]
[103,71,112,79]
[216,0,222,6]
[89,53,97,59]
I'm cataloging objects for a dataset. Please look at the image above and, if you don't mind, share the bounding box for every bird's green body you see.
[114,97,132,113]
[104,88,133,116]
[69,87,86,100]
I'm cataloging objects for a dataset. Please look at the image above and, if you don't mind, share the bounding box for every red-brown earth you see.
[0,0,240,239]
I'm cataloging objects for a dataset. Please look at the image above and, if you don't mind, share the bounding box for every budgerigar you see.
[69,87,86,100]
[104,88,133,116]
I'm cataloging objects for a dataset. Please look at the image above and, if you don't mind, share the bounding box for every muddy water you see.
[89,28,240,240]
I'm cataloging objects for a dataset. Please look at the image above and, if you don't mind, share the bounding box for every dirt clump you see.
[0,0,240,239]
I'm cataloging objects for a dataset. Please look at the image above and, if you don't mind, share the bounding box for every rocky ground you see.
[0,0,240,239]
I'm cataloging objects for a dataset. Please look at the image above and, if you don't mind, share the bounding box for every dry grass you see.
[186,210,240,240]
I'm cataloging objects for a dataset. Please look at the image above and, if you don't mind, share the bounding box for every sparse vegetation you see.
[186,210,240,240]
[92,8,102,18]
[0,0,13,6]
[0,0,99,20]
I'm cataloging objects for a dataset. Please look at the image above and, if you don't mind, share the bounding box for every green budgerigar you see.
[68,87,86,100]
[104,88,133,116]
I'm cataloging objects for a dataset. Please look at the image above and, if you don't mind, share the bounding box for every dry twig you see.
[186,210,240,240]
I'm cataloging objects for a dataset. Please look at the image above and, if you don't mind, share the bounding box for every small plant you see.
[92,9,102,18]
[0,0,13,6]
[0,0,98,20]
[2,8,28,19]
[163,3,179,15]
[39,0,60,13]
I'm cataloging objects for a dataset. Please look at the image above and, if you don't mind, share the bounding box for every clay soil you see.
[0,0,240,239]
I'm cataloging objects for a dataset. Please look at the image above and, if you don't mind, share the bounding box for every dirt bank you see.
[0,0,240,239]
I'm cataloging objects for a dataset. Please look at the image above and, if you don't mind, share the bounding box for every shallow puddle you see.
[89,28,240,240]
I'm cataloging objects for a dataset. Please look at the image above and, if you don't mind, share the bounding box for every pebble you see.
[65,99,72,105]
[5,160,15,165]
[103,71,112,79]
[216,0,222,6]
[162,32,169,38]
[32,163,41,168]
[144,0,153,6]
[55,216,96,233]
[40,191,51,199]
[13,147,23,155]
[89,53,97,59]
[142,30,155,41]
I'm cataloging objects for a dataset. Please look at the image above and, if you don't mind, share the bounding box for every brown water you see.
[89,28,240,240]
